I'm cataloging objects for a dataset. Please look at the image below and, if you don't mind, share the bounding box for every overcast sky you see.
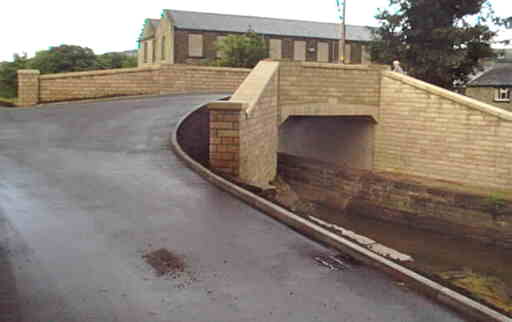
[2,0,511,62]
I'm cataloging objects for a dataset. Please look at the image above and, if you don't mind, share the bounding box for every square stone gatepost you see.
[17,70,40,106]
[207,101,247,178]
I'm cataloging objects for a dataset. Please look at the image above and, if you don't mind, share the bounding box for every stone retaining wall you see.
[278,153,512,248]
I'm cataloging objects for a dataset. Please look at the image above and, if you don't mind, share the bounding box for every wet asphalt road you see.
[0,94,464,322]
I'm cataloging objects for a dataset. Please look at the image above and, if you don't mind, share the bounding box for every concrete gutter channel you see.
[170,102,511,322]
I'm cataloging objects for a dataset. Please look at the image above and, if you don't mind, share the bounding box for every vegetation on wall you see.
[370,0,505,89]
[0,45,138,98]
[214,32,268,68]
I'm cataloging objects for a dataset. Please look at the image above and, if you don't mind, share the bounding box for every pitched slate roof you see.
[467,63,512,87]
[164,9,374,42]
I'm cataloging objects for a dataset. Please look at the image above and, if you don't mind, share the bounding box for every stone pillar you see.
[17,70,40,106]
[208,101,246,177]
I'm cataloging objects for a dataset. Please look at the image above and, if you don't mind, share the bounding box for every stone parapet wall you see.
[237,66,279,186]
[18,64,250,105]
[278,62,384,107]
[376,71,512,189]
[278,153,512,248]
[181,66,250,94]
[209,61,279,187]
[17,70,40,106]
[39,67,162,103]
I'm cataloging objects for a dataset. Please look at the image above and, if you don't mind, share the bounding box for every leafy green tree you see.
[0,54,29,98]
[215,32,268,68]
[371,0,501,89]
[29,44,98,74]
[0,45,138,98]
[120,55,137,68]
[96,52,137,69]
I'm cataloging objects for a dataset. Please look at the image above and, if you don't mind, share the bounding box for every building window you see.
[269,39,282,60]
[151,39,156,63]
[161,36,166,60]
[143,42,148,63]
[495,88,511,102]
[188,34,204,57]
[317,42,329,62]
[294,41,306,61]
[216,36,226,58]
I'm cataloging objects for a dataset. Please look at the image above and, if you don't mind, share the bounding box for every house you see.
[466,54,512,111]
[137,9,375,67]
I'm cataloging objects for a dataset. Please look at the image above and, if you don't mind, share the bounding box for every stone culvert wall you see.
[278,153,512,249]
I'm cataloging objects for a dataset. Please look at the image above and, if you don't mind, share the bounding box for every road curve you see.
[0,94,464,322]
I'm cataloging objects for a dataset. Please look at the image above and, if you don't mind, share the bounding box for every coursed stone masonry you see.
[377,71,512,189]
[17,64,249,105]
[17,70,40,106]
[278,153,512,248]
[208,61,512,191]
[209,61,280,187]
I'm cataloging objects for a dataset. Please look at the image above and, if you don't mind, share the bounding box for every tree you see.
[0,54,29,98]
[96,52,137,70]
[370,0,501,89]
[29,44,98,74]
[215,32,268,68]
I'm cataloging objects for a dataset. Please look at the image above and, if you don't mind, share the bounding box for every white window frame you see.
[495,88,511,102]
[269,39,282,60]
[317,42,329,62]
[188,34,204,58]
[294,41,306,61]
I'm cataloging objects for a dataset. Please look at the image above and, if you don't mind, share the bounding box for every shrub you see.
[215,32,268,68]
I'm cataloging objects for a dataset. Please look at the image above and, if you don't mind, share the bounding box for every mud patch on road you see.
[143,248,185,277]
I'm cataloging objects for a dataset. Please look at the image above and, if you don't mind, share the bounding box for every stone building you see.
[466,57,512,111]
[138,9,374,67]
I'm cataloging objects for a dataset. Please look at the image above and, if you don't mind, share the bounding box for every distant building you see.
[121,49,138,57]
[137,9,375,67]
[102,50,138,57]
[466,54,512,111]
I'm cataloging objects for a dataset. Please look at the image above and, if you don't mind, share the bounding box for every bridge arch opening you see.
[278,116,376,170]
